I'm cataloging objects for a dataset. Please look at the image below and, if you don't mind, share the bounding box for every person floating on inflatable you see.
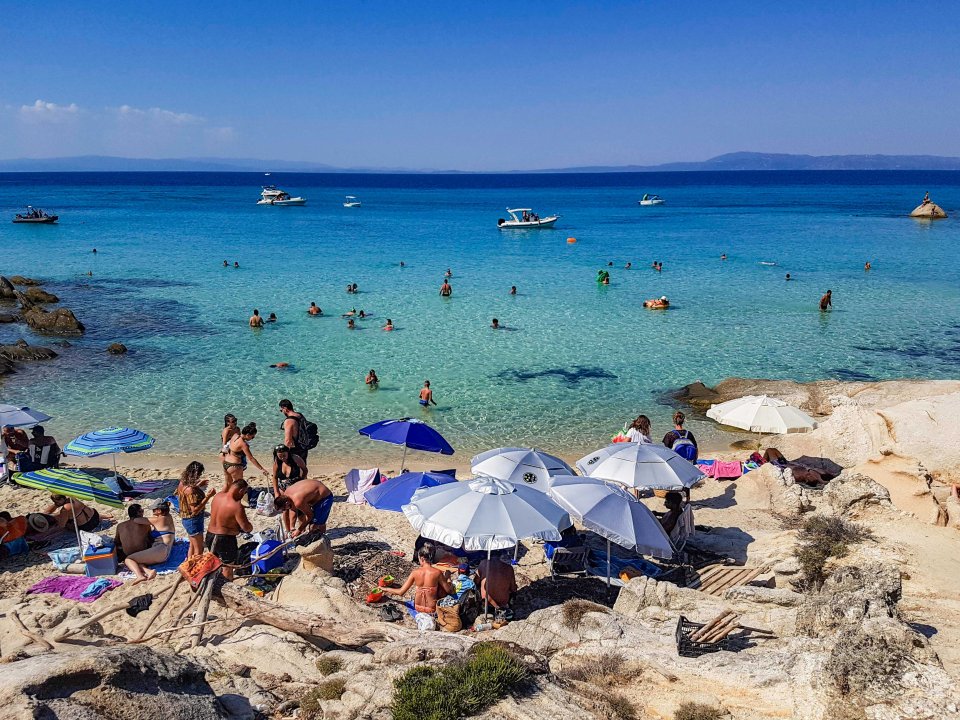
[597,269,610,285]
[643,296,669,309]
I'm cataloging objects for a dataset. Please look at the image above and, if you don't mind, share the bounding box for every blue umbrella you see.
[63,427,155,479]
[364,471,457,512]
[358,418,454,472]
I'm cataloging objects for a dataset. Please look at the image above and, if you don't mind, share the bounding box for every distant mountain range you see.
[2,152,960,173]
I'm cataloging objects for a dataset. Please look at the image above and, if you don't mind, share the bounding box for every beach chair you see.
[546,545,590,578]
[344,468,380,504]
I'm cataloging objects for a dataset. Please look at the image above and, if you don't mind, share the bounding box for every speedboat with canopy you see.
[639,194,665,206]
[343,195,361,208]
[257,185,307,206]
[497,208,559,229]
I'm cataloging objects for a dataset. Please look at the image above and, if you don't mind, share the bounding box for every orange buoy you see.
[567,237,576,243]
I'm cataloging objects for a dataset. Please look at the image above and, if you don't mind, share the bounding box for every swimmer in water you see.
[643,296,670,309]
[347,319,356,329]
[308,302,321,316]
[400,261,405,267]
[358,309,366,319]
[346,284,353,294]
[651,261,658,269]
[602,274,610,285]
[352,283,358,293]
[445,268,452,278]
[383,318,394,331]
[720,254,727,261]
[342,308,357,317]
[656,262,663,272]
[864,261,872,271]
[92,248,97,254]
[268,313,277,323]
[419,380,436,407]
[223,260,228,267]
[625,262,632,269]
[234,262,240,269]
[249,309,264,328]
[491,318,501,329]
[366,369,379,388]
[270,362,290,369]
[510,285,517,295]
[785,273,791,281]
[607,261,613,267]
[819,290,832,311]
[439,279,452,297]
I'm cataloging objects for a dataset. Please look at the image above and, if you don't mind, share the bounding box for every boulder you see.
[0,276,15,300]
[0,339,58,362]
[107,342,128,355]
[910,202,947,219]
[0,358,14,376]
[0,313,20,323]
[732,462,813,517]
[19,303,85,335]
[298,535,334,573]
[0,645,225,720]
[796,563,901,638]
[23,287,58,304]
[819,471,891,518]
[9,275,40,286]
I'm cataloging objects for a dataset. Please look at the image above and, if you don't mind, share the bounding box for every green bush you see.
[315,655,343,676]
[606,691,638,720]
[392,642,530,720]
[793,515,871,589]
[301,678,347,716]
[674,702,725,720]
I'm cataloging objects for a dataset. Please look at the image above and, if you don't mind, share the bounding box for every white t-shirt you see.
[626,428,652,444]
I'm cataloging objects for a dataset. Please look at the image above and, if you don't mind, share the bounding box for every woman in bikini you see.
[124,500,177,584]
[45,495,101,532]
[271,444,308,498]
[222,422,270,489]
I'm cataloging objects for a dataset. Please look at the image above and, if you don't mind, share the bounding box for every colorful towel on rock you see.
[28,575,122,602]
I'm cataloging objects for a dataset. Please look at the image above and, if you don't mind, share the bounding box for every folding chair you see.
[546,545,590,578]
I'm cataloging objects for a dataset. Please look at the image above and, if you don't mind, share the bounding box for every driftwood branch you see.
[10,610,53,651]
[218,582,395,648]
[51,600,130,642]
[134,576,184,642]
[189,575,217,648]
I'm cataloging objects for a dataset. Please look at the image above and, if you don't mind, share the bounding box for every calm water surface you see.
[1,171,959,464]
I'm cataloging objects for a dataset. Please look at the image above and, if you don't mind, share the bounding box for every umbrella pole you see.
[513,542,518,564]
[71,500,83,555]
[607,538,612,599]
[483,541,491,620]
[400,445,408,474]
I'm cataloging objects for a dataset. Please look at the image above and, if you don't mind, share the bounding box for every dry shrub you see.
[674,702,726,720]
[825,630,909,696]
[561,598,610,629]
[793,515,871,590]
[606,692,638,720]
[301,678,347,717]
[315,656,343,676]
[560,651,629,686]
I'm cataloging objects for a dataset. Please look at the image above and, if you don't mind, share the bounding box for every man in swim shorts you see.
[819,289,832,311]
[249,309,264,328]
[274,478,334,537]
[206,479,252,580]
[439,279,452,297]
[419,380,436,407]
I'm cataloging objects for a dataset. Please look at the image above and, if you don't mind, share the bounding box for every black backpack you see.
[296,414,320,450]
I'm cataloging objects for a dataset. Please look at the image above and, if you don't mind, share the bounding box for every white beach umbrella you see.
[402,476,571,551]
[547,474,673,588]
[706,395,817,434]
[403,476,572,617]
[576,443,703,491]
[470,447,576,493]
[0,404,52,428]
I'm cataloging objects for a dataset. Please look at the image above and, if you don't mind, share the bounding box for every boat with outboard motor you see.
[13,206,58,224]
[639,194,664,206]
[257,186,306,206]
[343,195,361,208]
[497,208,559,229]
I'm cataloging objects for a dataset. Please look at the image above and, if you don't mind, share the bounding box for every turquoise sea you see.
[2,171,959,466]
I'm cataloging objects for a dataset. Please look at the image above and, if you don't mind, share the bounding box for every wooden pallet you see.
[686,563,770,597]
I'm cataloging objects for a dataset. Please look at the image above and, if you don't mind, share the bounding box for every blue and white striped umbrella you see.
[63,427,155,458]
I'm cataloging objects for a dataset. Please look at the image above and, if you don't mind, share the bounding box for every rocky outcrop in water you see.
[910,201,947,219]
[0,339,58,362]
[8,275,41,286]
[0,313,20,323]
[107,342,128,355]
[0,645,226,720]
[16,291,84,335]
[0,276,15,300]
[22,287,58,304]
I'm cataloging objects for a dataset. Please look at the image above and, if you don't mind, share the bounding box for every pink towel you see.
[28,575,122,603]
[712,460,743,479]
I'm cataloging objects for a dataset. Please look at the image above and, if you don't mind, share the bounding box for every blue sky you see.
[1,1,959,170]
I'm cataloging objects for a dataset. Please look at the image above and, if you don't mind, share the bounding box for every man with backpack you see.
[662,411,698,462]
[279,399,319,463]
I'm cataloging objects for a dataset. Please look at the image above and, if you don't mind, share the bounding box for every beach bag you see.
[671,430,698,462]
[436,603,462,633]
[256,491,276,516]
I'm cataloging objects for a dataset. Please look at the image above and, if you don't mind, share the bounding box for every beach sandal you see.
[378,605,403,622]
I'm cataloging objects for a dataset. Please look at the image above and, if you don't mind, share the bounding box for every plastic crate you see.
[675,615,734,658]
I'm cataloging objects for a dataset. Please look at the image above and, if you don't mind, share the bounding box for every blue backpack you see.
[671,430,698,462]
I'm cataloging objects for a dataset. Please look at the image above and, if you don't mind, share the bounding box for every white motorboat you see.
[497,207,559,229]
[343,195,361,208]
[639,194,664,206]
[257,185,307,206]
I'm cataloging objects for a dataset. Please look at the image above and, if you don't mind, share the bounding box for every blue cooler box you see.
[83,546,117,577]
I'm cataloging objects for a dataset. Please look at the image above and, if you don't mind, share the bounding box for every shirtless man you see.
[206,479,252,580]
[308,302,321,315]
[273,478,334,537]
[114,504,151,562]
[439,279,452,297]
[419,380,437,407]
[476,554,518,617]
[381,545,453,615]
[249,309,264,328]
[819,289,832,311]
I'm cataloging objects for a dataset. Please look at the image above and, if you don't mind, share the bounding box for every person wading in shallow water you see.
[819,289,832,311]
[439,279,452,297]
[419,380,437,407]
